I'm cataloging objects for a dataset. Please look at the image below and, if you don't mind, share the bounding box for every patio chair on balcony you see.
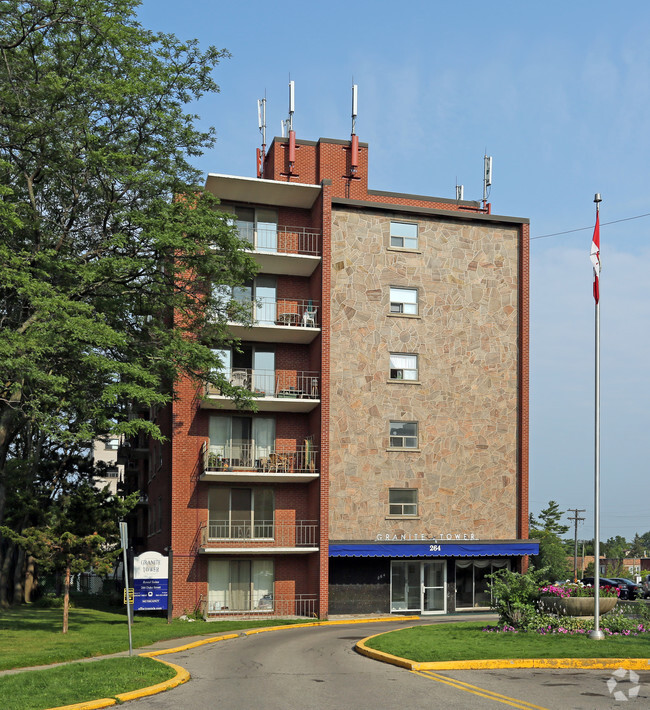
[268,453,290,473]
[302,305,317,327]
[230,369,249,388]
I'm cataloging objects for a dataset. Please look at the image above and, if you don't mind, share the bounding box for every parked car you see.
[581,576,639,600]
[608,577,643,600]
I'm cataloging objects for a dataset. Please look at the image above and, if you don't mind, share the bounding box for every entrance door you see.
[422,561,446,614]
[391,560,447,614]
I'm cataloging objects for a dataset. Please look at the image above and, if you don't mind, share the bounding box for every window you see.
[389,489,418,516]
[208,487,274,539]
[208,558,274,612]
[390,221,418,249]
[389,421,418,449]
[389,287,418,315]
[106,438,120,450]
[221,205,278,252]
[390,353,418,381]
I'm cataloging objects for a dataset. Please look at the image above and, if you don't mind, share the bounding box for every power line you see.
[531,211,650,241]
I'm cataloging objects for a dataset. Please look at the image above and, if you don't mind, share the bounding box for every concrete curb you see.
[44,617,420,710]
[355,630,650,671]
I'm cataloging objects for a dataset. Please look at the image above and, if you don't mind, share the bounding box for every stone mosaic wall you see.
[329,208,521,541]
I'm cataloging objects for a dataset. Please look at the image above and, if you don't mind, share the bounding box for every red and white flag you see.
[590,213,600,303]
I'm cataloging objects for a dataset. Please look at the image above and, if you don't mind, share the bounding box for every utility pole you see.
[568,508,586,582]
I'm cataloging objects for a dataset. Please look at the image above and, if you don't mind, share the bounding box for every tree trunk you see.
[0,540,14,607]
[24,555,36,603]
[62,564,70,634]
[13,546,24,604]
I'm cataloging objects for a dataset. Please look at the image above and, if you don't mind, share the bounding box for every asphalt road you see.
[127,619,650,710]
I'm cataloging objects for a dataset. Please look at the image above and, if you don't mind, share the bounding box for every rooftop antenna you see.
[279,79,297,179]
[350,83,359,176]
[455,180,464,201]
[256,94,266,178]
[482,153,492,211]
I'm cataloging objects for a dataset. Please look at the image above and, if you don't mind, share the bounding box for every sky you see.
[137,0,650,545]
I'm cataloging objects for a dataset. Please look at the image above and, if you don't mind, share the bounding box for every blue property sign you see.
[133,551,169,611]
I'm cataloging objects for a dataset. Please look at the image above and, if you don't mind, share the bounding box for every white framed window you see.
[208,487,274,540]
[390,221,418,249]
[390,353,418,381]
[389,489,418,516]
[389,421,418,449]
[389,287,418,315]
[106,438,120,450]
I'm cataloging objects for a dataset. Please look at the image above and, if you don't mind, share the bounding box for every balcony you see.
[199,519,319,553]
[203,369,320,412]
[204,593,317,618]
[238,224,321,277]
[199,442,319,483]
[227,298,320,344]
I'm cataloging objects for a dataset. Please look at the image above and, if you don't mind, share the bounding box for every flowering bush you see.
[540,583,619,598]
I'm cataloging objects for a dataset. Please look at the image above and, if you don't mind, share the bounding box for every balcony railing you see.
[204,593,317,618]
[203,442,318,474]
[207,369,319,399]
[201,520,319,547]
[237,223,321,256]
[231,297,318,328]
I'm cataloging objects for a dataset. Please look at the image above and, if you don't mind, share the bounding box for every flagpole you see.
[589,193,604,641]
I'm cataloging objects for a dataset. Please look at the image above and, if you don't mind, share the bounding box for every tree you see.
[0,0,257,603]
[532,500,570,537]
[529,500,571,582]
[601,536,628,560]
[2,483,137,632]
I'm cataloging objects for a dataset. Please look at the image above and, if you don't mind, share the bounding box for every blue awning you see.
[329,541,539,558]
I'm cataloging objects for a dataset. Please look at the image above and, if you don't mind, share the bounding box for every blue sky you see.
[138,0,650,544]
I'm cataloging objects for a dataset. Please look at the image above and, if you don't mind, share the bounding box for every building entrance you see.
[390,560,446,614]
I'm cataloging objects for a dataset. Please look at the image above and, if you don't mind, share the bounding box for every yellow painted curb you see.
[116,658,190,702]
[140,632,240,656]
[356,632,650,671]
[244,616,419,635]
[48,700,116,710]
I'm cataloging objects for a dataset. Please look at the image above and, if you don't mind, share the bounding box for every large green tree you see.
[0,0,257,603]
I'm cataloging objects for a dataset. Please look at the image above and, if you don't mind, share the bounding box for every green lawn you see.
[364,622,650,662]
[0,604,303,670]
[0,657,175,710]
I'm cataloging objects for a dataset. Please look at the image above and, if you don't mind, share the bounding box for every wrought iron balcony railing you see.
[237,223,321,256]
[206,369,319,399]
[203,442,318,475]
[201,519,319,547]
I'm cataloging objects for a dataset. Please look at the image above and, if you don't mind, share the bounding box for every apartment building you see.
[127,133,536,618]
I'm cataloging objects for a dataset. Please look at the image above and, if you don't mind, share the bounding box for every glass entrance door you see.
[422,561,446,614]
[391,560,447,614]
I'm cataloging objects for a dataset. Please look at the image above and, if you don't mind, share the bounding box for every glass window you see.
[390,221,418,249]
[389,489,418,516]
[208,486,274,539]
[208,558,274,612]
[390,353,418,380]
[389,421,418,448]
[389,287,418,315]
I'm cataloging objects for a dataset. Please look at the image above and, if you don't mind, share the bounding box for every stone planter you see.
[539,595,617,617]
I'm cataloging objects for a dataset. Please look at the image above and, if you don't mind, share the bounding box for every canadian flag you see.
[590,213,600,303]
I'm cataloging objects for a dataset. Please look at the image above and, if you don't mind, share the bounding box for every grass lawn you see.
[364,622,650,662]
[0,657,175,710]
[0,603,304,670]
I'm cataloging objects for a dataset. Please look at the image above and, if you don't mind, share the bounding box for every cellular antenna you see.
[256,95,267,178]
[279,79,298,179]
[455,183,464,201]
[350,83,359,178]
[482,154,493,211]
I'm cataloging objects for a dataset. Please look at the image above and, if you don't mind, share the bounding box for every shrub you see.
[487,567,550,627]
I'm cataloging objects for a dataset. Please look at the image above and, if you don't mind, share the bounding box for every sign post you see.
[119,522,133,656]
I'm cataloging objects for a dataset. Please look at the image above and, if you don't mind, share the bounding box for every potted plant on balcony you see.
[207,452,228,471]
